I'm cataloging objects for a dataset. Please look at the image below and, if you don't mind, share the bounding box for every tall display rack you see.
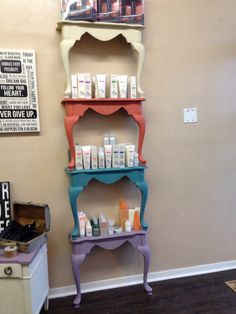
[57,19,152,308]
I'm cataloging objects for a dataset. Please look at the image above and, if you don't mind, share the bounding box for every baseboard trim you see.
[49,259,236,299]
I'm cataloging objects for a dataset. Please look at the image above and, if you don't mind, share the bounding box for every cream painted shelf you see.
[57,20,145,98]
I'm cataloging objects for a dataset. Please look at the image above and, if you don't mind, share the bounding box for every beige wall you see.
[1,0,236,289]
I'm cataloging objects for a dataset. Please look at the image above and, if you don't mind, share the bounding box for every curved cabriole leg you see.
[137,244,152,295]
[64,115,80,170]
[60,39,76,98]
[71,252,87,308]
[132,113,147,165]
[69,185,84,239]
[131,41,145,97]
[135,180,149,230]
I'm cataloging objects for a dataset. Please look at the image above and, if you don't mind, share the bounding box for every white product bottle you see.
[103,133,110,145]
[79,221,86,237]
[109,134,117,145]
[134,153,139,167]
[98,147,105,168]
[125,220,132,232]
[86,221,92,237]
[108,218,114,235]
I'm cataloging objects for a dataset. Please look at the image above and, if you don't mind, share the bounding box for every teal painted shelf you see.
[66,166,149,239]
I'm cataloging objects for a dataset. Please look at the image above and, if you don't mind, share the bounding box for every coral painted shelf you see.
[62,98,147,170]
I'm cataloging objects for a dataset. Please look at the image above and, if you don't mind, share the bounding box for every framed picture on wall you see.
[0,49,40,133]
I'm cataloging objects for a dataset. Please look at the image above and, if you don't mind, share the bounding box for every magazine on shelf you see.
[97,0,120,22]
[119,0,144,25]
[61,0,97,21]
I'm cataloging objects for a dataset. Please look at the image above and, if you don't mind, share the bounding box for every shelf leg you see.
[71,252,87,308]
[135,180,149,230]
[64,115,80,170]
[131,112,147,165]
[60,39,76,98]
[69,185,84,239]
[131,41,145,97]
[137,243,152,295]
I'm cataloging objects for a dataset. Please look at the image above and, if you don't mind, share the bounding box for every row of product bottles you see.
[78,199,141,237]
[71,73,137,99]
[61,0,144,25]
[75,133,139,170]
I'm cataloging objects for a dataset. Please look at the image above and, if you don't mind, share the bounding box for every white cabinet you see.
[0,244,49,314]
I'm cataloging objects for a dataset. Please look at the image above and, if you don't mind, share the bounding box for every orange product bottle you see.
[133,210,141,231]
[119,199,128,229]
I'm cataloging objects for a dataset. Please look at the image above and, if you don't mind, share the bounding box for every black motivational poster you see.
[0,181,11,233]
[0,49,40,133]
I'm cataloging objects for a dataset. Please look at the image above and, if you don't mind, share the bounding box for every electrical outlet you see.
[184,108,197,123]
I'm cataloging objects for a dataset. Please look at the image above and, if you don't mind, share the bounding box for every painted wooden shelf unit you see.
[57,19,152,308]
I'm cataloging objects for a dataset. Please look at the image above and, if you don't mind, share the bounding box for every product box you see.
[0,202,50,253]
[110,74,118,98]
[91,146,98,169]
[118,144,126,167]
[61,0,97,21]
[84,73,92,99]
[75,144,83,170]
[77,73,86,98]
[97,0,120,22]
[118,75,128,98]
[71,74,78,98]
[125,144,135,167]
[119,0,144,25]
[112,144,120,168]
[129,76,137,98]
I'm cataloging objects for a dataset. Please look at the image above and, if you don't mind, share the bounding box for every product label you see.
[0,49,40,133]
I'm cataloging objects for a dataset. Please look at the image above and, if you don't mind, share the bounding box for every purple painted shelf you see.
[70,230,146,242]
[69,230,152,308]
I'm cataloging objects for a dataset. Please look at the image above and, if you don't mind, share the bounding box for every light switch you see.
[184,108,197,123]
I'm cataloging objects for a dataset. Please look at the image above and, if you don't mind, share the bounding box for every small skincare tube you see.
[118,75,128,98]
[84,73,92,99]
[110,74,118,98]
[134,153,139,167]
[125,220,132,232]
[79,221,86,237]
[100,221,108,236]
[78,211,87,237]
[77,73,86,98]
[104,144,112,168]
[86,221,93,237]
[91,146,98,169]
[129,76,137,98]
[108,218,115,235]
[103,133,110,146]
[109,134,117,145]
[112,144,120,168]
[96,74,106,98]
[125,144,135,167]
[98,147,105,168]
[71,74,78,98]
[128,208,136,228]
[82,146,91,169]
[118,144,126,168]
[75,144,83,170]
